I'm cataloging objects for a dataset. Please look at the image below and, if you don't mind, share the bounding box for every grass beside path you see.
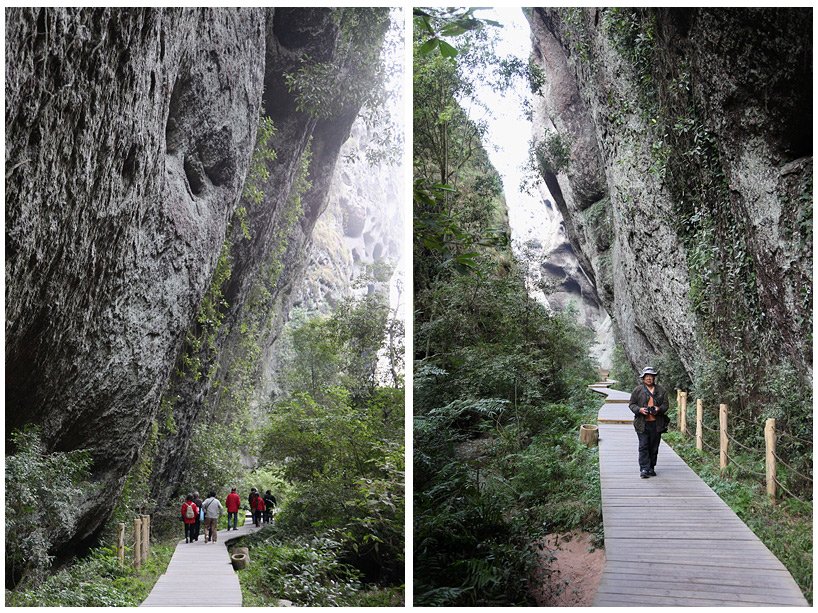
[5,541,175,606]
[664,430,813,604]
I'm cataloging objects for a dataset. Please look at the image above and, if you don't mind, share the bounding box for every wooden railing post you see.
[133,517,142,569]
[719,404,728,472]
[695,399,703,452]
[679,392,688,436]
[141,514,150,564]
[765,418,777,500]
[117,523,125,567]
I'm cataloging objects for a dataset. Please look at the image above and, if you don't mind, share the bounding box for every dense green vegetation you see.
[229,293,404,605]
[6,544,175,607]
[5,427,92,588]
[413,11,602,606]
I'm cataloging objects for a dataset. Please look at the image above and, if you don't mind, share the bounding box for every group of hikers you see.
[180,487,278,544]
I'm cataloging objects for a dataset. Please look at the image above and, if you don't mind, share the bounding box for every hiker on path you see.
[192,491,203,542]
[256,495,266,525]
[201,491,223,542]
[249,488,261,527]
[226,487,241,531]
[181,494,199,544]
[629,366,669,478]
[263,490,277,524]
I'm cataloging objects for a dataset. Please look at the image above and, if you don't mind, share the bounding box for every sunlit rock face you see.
[294,117,403,313]
[527,8,812,380]
[509,183,614,369]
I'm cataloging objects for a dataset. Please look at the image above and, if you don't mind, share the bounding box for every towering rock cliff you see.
[526,8,812,394]
[5,7,390,556]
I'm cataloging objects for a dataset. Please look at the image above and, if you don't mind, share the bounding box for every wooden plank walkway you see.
[141,517,260,607]
[589,383,808,607]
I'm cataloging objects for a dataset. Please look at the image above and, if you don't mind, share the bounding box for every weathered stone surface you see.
[148,9,392,506]
[6,8,266,552]
[527,8,812,379]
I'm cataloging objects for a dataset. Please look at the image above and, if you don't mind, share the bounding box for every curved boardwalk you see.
[141,519,260,607]
[591,383,808,607]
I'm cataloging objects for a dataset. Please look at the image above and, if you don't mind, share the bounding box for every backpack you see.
[185,503,194,519]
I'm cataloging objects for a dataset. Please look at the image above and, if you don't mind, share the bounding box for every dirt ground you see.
[533,531,605,606]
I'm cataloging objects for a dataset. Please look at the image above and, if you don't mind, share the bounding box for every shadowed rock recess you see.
[526,8,812,382]
[5,7,389,556]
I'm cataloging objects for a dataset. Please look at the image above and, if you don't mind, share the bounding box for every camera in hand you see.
[647,406,658,416]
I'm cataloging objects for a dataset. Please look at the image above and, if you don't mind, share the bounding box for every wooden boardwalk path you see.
[141,517,260,607]
[589,383,808,607]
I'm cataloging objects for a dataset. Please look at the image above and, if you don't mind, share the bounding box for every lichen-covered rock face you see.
[6,8,266,549]
[527,8,812,382]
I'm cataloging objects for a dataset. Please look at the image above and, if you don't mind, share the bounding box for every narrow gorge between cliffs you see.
[6,7,405,607]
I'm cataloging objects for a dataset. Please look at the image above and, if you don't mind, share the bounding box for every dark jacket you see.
[629,383,669,434]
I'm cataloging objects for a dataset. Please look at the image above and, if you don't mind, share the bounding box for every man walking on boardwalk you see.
[226,487,241,531]
[629,366,669,478]
[201,491,223,542]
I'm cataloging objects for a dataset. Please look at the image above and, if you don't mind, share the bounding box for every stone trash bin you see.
[579,424,599,447]
[231,553,248,570]
[230,546,250,570]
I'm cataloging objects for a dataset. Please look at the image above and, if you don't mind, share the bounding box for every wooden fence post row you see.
[141,514,150,564]
[130,515,151,568]
[719,403,729,472]
[681,394,781,500]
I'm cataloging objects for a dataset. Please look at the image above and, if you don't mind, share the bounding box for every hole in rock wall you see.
[183,155,206,196]
[122,144,139,186]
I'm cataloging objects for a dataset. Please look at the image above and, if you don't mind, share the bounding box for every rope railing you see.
[774,478,810,505]
[771,451,814,484]
[726,455,767,479]
[727,412,761,428]
[675,391,812,503]
[777,431,814,447]
[725,432,764,455]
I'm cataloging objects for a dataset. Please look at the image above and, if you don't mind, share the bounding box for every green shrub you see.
[654,348,691,393]
[234,529,363,606]
[608,343,634,391]
[5,427,92,587]
[5,542,174,606]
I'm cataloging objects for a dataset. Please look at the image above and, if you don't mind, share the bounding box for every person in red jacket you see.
[181,494,198,544]
[226,487,241,531]
[256,494,266,525]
